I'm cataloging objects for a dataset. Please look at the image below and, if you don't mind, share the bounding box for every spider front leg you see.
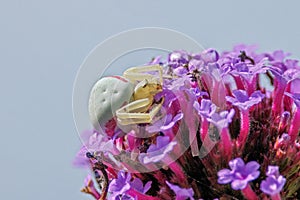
[123,64,163,84]
[116,98,164,125]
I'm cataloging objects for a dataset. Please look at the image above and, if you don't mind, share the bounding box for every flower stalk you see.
[272,81,286,118]
[237,109,250,150]
[241,184,259,200]
[271,193,282,200]
[220,127,232,161]
[288,108,300,143]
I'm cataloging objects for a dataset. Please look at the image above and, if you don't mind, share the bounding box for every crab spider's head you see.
[133,79,163,101]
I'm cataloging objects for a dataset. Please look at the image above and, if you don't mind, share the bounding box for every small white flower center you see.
[269,183,277,191]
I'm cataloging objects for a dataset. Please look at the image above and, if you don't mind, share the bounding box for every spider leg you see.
[117,98,151,114]
[116,98,164,125]
[123,64,163,84]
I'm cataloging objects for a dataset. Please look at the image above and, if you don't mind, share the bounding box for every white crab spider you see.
[89,64,164,129]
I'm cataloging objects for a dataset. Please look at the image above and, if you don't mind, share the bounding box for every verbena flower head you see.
[217,158,260,190]
[260,166,286,196]
[75,45,300,199]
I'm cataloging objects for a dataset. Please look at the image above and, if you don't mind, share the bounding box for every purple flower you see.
[86,131,119,155]
[260,166,286,196]
[284,92,300,108]
[200,48,219,63]
[206,62,223,81]
[80,129,115,151]
[282,68,300,82]
[207,109,235,130]
[230,58,269,78]
[266,166,281,177]
[188,58,204,71]
[173,66,189,76]
[113,195,133,200]
[194,99,217,119]
[272,68,300,84]
[73,146,90,168]
[139,136,177,164]
[268,50,291,62]
[108,172,153,200]
[166,181,195,200]
[168,50,190,68]
[217,158,260,190]
[190,88,208,99]
[226,90,265,110]
[166,75,190,91]
[108,171,132,199]
[146,113,183,133]
[285,59,299,69]
[130,178,152,194]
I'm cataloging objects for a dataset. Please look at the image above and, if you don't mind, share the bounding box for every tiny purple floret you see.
[139,136,177,164]
[194,99,217,119]
[207,109,235,130]
[108,171,132,199]
[226,90,265,110]
[146,113,183,133]
[217,157,260,190]
[260,166,286,196]
[166,181,195,200]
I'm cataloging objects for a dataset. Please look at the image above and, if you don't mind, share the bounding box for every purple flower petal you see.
[108,171,132,198]
[168,50,190,68]
[217,158,260,190]
[73,146,90,168]
[188,59,204,71]
[130,178,152,194]
[245,161,260,174]
[266,166,280,177]
[194,99,217,119]
[284,92,300,108]
[207,109,235,130]
[260,176,286,196]
[139,136,177,164]
[174,66,188,76]
[146,113,183,133]
[231,179,248,190]
[226,90,265,110]
[217,169,233,184]
[166,181,195,200]
[229,158,245,172]
[233,90,249,102]
[201,48,219,63]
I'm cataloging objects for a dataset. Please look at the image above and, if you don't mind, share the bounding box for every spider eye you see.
[142,83,148,88]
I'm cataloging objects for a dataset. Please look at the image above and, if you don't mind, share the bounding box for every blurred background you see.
[0,1,300,199]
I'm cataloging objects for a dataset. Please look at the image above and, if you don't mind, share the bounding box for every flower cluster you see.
[74,45,300,199]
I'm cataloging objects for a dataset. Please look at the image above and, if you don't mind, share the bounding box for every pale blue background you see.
[0,1,299,200]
